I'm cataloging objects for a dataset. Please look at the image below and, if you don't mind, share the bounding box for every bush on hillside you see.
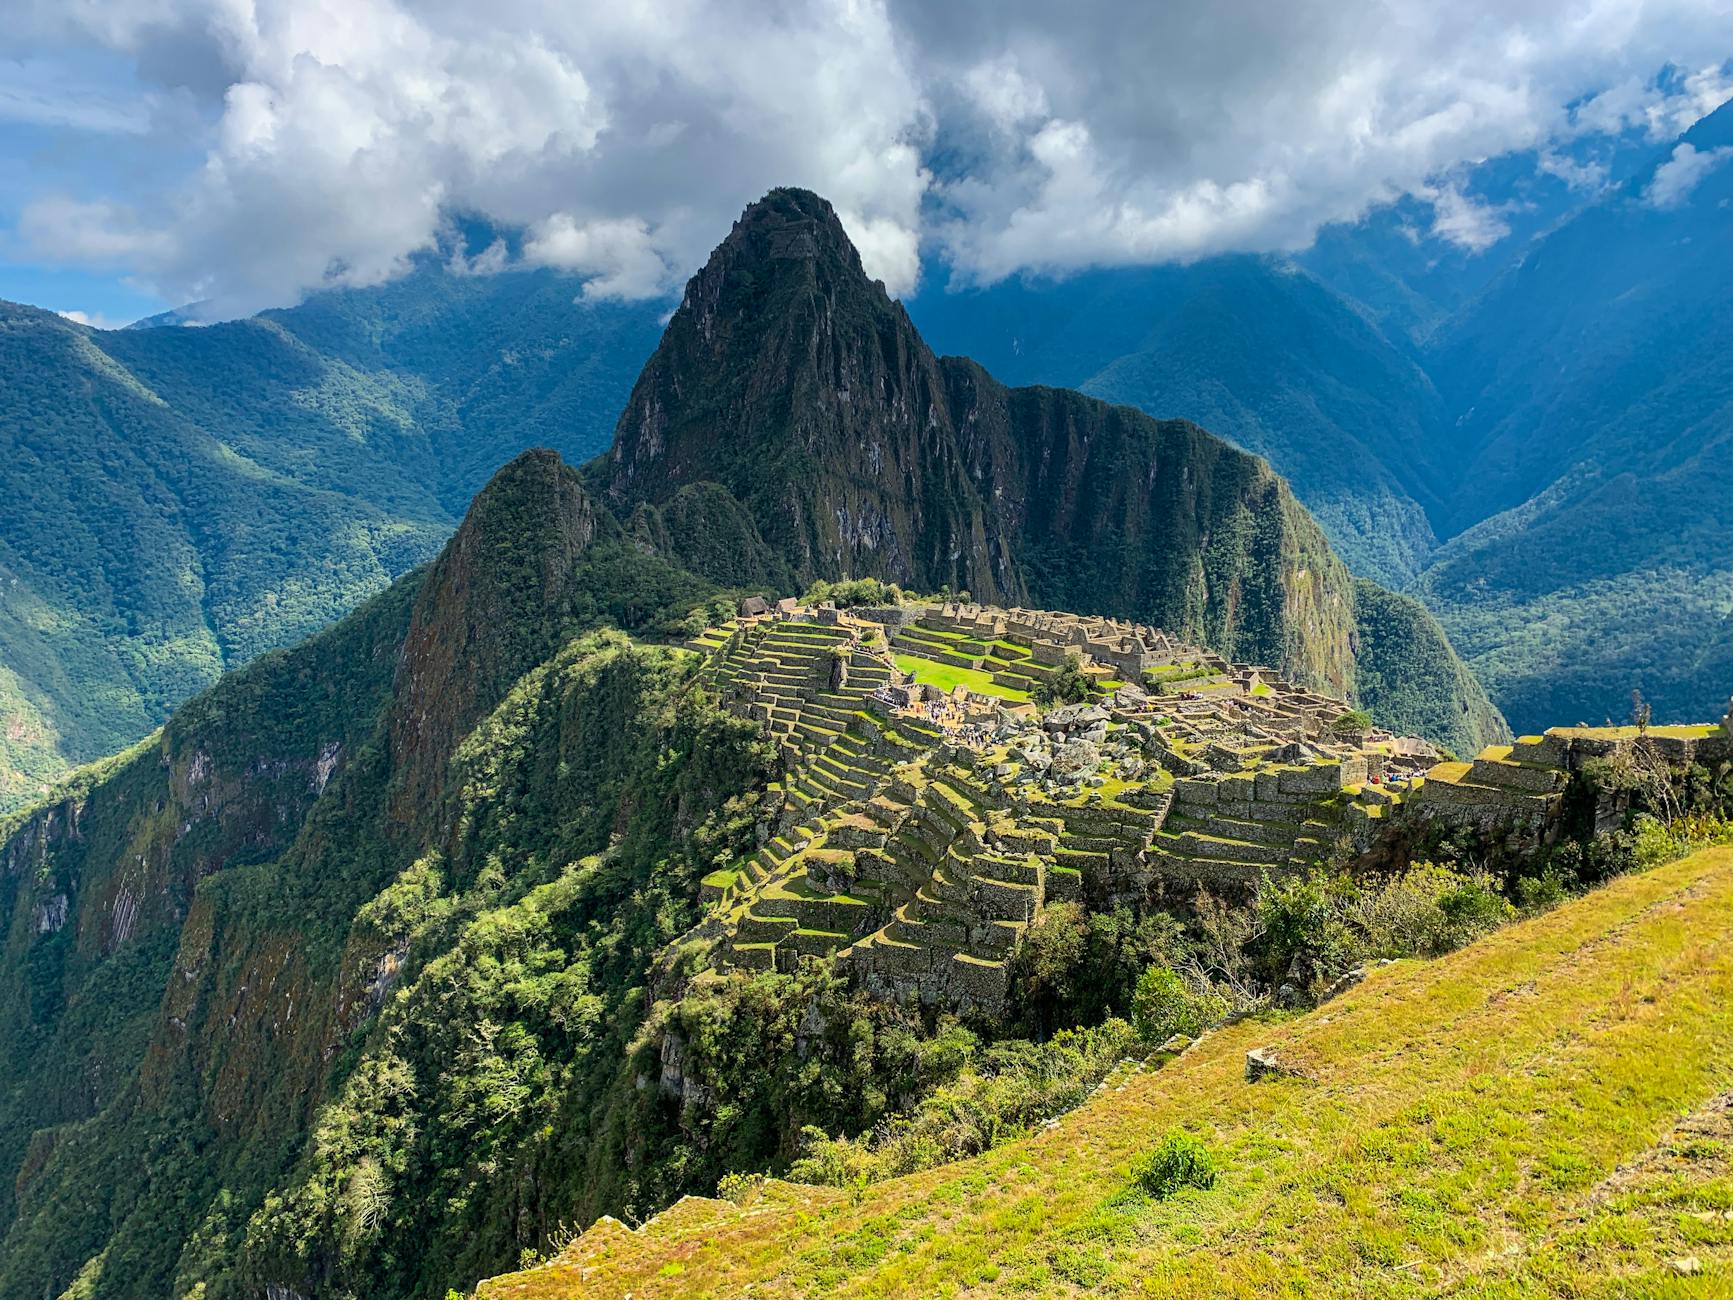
[1131,1131,1219,1199]
[787,1020,1134,1189]
[1253,871,1360,985]
[1009,903,1189,1037]
[1130,966,1228,1044]
[1256,864,1515,992]
[1350,863,1512,958]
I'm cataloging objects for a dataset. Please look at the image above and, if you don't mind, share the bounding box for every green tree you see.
[1034,654,1094,707]
[1130,966,1226,1044]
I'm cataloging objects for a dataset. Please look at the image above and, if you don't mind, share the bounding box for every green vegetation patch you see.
[1129,1131,1220,1200]
[894,655,1031,702]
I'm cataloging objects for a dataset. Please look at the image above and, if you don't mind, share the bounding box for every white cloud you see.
[909,3,1733,281]
[447,237,508,277]
[1422,183,1514,252]
[1646,141,1733,208]
[963,56,1049,133]
[3,0,1730,312]
[1536,150,1609,191]
[524,214,670,299]
[1568,64,1733,140]
[55,308,128,329]
[8,0,930,314]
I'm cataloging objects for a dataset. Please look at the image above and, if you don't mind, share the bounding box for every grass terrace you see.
[1553,723,1723,741]
[894,654,1031,703]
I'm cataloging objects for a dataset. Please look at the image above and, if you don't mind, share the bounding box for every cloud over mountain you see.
[3,0,1729,317]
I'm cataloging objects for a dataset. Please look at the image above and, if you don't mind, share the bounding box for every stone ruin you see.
[683,599,1732,1015]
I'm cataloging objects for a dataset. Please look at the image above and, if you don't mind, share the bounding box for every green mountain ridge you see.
[1411,101,1733,732]
[0,278,662,810]
[911,256,1450,587]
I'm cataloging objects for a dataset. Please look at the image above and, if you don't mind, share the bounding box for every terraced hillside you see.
[674,599,1717,1020]
[684,601,1430,1011]
[479,842,1733,1298]
[593,188,1506,753]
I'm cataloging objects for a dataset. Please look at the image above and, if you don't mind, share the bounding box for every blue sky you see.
[0,108,167,322]
[3,2,1729,327]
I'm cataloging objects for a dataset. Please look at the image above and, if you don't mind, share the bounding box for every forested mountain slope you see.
[0,450,744,1298]
[1413,101,1733,731]
[910,257,1449,587]
[0,274,660,810]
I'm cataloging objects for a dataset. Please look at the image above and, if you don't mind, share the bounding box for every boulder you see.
[1245,1046,1307,1083]
[1044,704,1108,734]
[1052,739,1101,779]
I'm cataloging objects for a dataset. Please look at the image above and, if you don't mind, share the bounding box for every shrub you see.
[1253,871,1358,984]
[1034,654,1094,707]
[1435,871,1514,939]
[1630,813,1677,868]
[1258,864,1517,992]
[1130,966,1227,1043]
[1513,864,1571,912]
[1131,1131,1219,1199]
[1010,904,1188,1037]
[716,1171,767,1206]
[1626,811,1733,872]
[788,1020,1133,1188]
[1351,863,1513,959]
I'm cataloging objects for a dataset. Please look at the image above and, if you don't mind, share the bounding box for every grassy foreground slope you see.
[481,845,1733,1299]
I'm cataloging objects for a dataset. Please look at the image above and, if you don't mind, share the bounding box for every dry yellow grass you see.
[478,846,1733,1299]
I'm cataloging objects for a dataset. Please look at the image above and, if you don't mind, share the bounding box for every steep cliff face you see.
[942,367,1358,696]
[389,449,601,820]
[598,188,1388,701]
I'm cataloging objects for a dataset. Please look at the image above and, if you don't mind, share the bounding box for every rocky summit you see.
[600,188,1506,756]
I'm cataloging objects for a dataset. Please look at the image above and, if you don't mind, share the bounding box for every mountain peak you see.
[388,448,600,820]
[725,187,865,275]
[596,187,934,530]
